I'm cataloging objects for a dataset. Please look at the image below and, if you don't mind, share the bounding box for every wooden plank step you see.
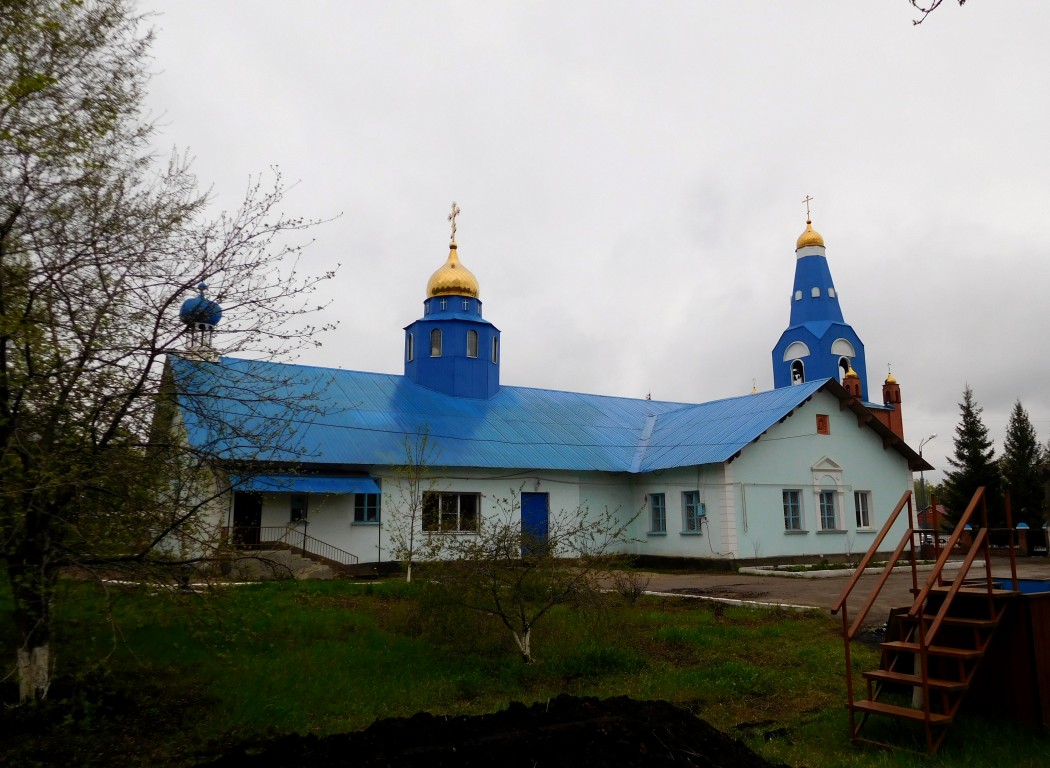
[863,669,968,691]
[880,640,981,659]
[930,586,1017,597]
[851,699,953,724]
[902,614,998,629]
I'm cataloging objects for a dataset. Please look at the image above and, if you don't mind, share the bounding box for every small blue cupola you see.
[404,207,500,399]
[179,281,223,356]
[771,215,868,399]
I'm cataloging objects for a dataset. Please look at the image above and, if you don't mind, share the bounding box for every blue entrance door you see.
[521,492,550,556]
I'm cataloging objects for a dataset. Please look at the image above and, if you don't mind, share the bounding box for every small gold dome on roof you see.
[845,366,859,379]
[885,372,897,384]
[796,219,825,249]
[426,243,480,298]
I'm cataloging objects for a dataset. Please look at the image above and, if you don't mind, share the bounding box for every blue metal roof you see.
[167,356,844,473]
[231,474,380,494]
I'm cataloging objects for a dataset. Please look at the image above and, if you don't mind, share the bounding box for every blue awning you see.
[230,474,380,495]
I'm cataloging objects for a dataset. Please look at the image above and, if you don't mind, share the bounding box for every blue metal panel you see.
[232,474,380,494]
[170,356,831,474]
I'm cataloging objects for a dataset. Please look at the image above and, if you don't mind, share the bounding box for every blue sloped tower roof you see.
[169,357,928,473]
[772,218,869,399]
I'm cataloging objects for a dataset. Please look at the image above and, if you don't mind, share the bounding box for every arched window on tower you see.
[430,329,442,357]
[406,332,414,362]
[791,359,805,385]
[491,336,499,364]
[466,330,478,358]
[838,357,850,382]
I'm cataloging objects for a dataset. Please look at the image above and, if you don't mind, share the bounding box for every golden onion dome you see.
[426,243,480,299]
[885,372,897,384]
[796,219,825,249]
[845,366,859,380]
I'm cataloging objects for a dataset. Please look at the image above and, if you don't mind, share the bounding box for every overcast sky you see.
[139,1,1050,483]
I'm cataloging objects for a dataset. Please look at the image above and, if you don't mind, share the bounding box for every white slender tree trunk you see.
[17,643,51,703]
[513,628,533,664]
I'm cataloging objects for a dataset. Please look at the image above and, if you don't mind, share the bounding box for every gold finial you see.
[845,365,859,379]
[796,195,824,249]
[885,363,897,384]
[751,378,758,395]
[448,201,461,244]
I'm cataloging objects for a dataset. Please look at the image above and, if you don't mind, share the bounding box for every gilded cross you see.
[802,195,814,222]
[448,201,461,243]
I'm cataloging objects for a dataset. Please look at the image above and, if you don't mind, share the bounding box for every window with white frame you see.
[649,493,666,533]
[783,490,802,530]
[819,490,837,530]
[462,298,470,311]
[683,491,704,533]
[439,298,447,310]
[405,332,414,362]
[854,491,871,528]
[354,493,380,523]
[430,328,442,357]
[422,492,480,533]
[466,329,478,358]
[491,336,499,363]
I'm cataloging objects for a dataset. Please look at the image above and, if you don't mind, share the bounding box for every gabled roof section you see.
[168,356,931,474]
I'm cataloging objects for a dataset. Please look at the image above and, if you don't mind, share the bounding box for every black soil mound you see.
[202,694,787,768]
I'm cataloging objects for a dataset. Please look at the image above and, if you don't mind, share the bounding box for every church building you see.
[169,206,930,566]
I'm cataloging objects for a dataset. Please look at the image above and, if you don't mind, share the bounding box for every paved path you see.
[632,559,1050,626]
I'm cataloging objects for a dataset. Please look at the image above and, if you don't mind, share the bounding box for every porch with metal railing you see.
[222,525,360,569]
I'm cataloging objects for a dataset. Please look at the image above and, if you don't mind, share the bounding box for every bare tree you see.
[1,0,333,703]
[385,430,444,583]
[433,493,638,664]
[910,0,966,25]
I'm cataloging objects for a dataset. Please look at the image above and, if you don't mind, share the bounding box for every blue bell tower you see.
[771,214,868,399]
[404,205,501,399]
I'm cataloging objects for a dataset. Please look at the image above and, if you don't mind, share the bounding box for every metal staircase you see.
[831,487,1019,753]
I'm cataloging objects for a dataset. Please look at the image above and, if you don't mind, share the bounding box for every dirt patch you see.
[201,695,787,768]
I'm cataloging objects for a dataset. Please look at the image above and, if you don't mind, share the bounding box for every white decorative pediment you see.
[811,456,842,473]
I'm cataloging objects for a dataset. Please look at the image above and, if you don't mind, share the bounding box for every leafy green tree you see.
[940,386,1003,527]
[1000,400,1045,531]
[1,0,331,703]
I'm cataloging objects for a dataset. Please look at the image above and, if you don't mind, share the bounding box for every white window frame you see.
[854,491,872,529]
[430,328,442,357]
[422,492,480,533]
[406,332,414,362]
[819,490,837,530]
[682,491,704,533]
[491,336,499,364]
[649,493,666,533]
[783,489,803,531]
[466,329,478,358]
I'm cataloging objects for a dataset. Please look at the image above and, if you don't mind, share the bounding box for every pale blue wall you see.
[729,389,912,560]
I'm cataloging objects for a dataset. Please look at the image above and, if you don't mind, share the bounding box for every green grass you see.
[2,579,1048,767]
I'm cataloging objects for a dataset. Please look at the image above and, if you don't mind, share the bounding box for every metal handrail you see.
[224,525,359,566]
[831,489,914,634]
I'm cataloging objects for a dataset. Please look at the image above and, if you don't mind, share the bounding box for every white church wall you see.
[631,465,731,559]
[731,389,912,561]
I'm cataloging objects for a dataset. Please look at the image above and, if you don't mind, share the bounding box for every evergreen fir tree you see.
[941,386,1003,526]
[1000,400,1045,529]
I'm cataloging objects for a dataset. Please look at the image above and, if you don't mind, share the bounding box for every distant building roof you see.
[170,356,931,473]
